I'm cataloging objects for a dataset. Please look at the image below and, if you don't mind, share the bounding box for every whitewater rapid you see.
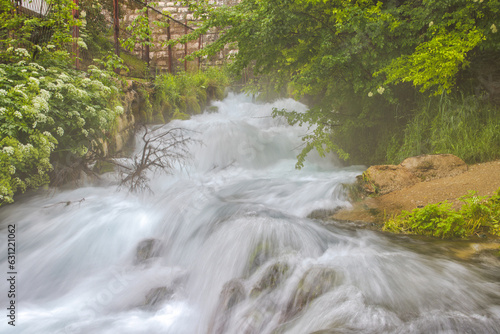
[1,93,499,334]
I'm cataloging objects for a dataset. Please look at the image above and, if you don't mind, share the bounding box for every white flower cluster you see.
[19,143,33,153]
[14,48,30,58]
[9,166,15,175]
[491,24,498,33]
[56,127,64,136]
[114,105,124,114]
[2,147,14,155]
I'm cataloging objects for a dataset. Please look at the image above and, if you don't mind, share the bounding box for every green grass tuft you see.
[383,188,500,239]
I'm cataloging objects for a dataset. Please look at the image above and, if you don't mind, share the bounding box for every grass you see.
[387,93,500,164]
[152,67,230,122]
[383,188,500,239]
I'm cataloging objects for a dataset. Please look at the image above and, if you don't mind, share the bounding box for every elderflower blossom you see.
[14,48,30,58]
[115,105,124,114]
[33,96,49,113]
[429,21,433,27]
[3,147,14,155]
[491,24,498,33]
[99,116,107,127]
[368,92,373,97]
[0,89,7,96]
[14,111,22,119]
[82,129,88,137]
[9,166,15,174]
[56,127,64,136]
[27,78,39,89]
[29,63,45,71]
[0,107,6,115]
[37,113,47,123]
[59,73,70,81]
[377,86,385,94]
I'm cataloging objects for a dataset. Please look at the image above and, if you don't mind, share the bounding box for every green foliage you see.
[387,93,500,164]
[152,67,230,121]
[120,53,149,78]
[383,189,500,239]
[93,52,129,74]
[179,0,500,166]
[0,60,122,206]
[120,3,169,54]
[0,0,79,63]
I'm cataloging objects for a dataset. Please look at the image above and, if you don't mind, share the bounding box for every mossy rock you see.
[143,286,174,309]
[248,241,273,275]
[93,160,116,174]
[207,106,219,113]
[134,238,163,264]
[208,279,246,334]
[283,267,342,321]
[172,111,190,120]
[250,261,289,297]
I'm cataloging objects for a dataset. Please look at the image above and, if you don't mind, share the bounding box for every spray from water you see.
[1,94,499,334]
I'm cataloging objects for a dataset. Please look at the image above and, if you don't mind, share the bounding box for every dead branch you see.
[115,125,197,193]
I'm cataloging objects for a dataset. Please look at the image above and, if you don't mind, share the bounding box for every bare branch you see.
[115,125,198,193]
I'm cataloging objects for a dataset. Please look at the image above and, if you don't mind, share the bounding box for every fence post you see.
[198,35,202,70]
[72,0,79,70]
[144,0,150,68]
[113,0,119,56]
[184,17,188,72]
[167,20,172,73]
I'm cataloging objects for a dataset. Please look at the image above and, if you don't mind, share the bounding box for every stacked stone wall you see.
[122,0,238,72]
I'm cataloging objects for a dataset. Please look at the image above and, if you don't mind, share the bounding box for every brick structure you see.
[122,0,239,72]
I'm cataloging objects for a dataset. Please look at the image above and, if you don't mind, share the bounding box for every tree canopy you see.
[179,0,500,166]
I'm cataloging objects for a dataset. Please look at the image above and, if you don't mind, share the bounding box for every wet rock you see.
[307,208,341,220]
[248,241,273,275]
[283,267,342,321]
[134,238,163,264]
[250,262,289,297]
[208,279,246,334]
[143,286,174,308]
[401,154,467,181]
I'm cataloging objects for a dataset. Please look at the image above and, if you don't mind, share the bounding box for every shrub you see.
[0,57,122,206]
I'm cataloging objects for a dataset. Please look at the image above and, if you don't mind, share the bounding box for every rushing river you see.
[1,93,500,334]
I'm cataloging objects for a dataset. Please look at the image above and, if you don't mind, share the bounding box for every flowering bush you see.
[0,57,122,206]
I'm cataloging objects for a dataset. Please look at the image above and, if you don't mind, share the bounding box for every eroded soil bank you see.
[329,157,500,260]
[334,159,500,223]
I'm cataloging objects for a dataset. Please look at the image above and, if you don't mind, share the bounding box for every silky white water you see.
[1,93,499,334]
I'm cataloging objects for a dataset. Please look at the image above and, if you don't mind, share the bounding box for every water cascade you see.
[1,94,499,334]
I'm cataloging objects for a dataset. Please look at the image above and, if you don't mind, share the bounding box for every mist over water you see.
[1,93,499,334]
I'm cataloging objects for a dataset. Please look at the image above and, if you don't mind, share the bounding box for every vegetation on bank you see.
[383,189,500,239]
[0,0,230,207]
[179,0,500,167]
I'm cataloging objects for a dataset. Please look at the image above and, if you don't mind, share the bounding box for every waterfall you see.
[1,93,499,334]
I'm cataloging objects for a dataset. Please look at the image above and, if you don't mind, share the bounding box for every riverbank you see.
[332,159,500,230]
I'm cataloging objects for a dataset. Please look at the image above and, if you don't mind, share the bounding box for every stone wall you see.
[122,0,239,72]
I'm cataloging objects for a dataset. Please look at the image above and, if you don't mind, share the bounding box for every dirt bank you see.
[332,160,500,225]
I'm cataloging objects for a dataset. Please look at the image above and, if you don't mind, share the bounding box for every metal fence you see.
[9,0,231,74]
